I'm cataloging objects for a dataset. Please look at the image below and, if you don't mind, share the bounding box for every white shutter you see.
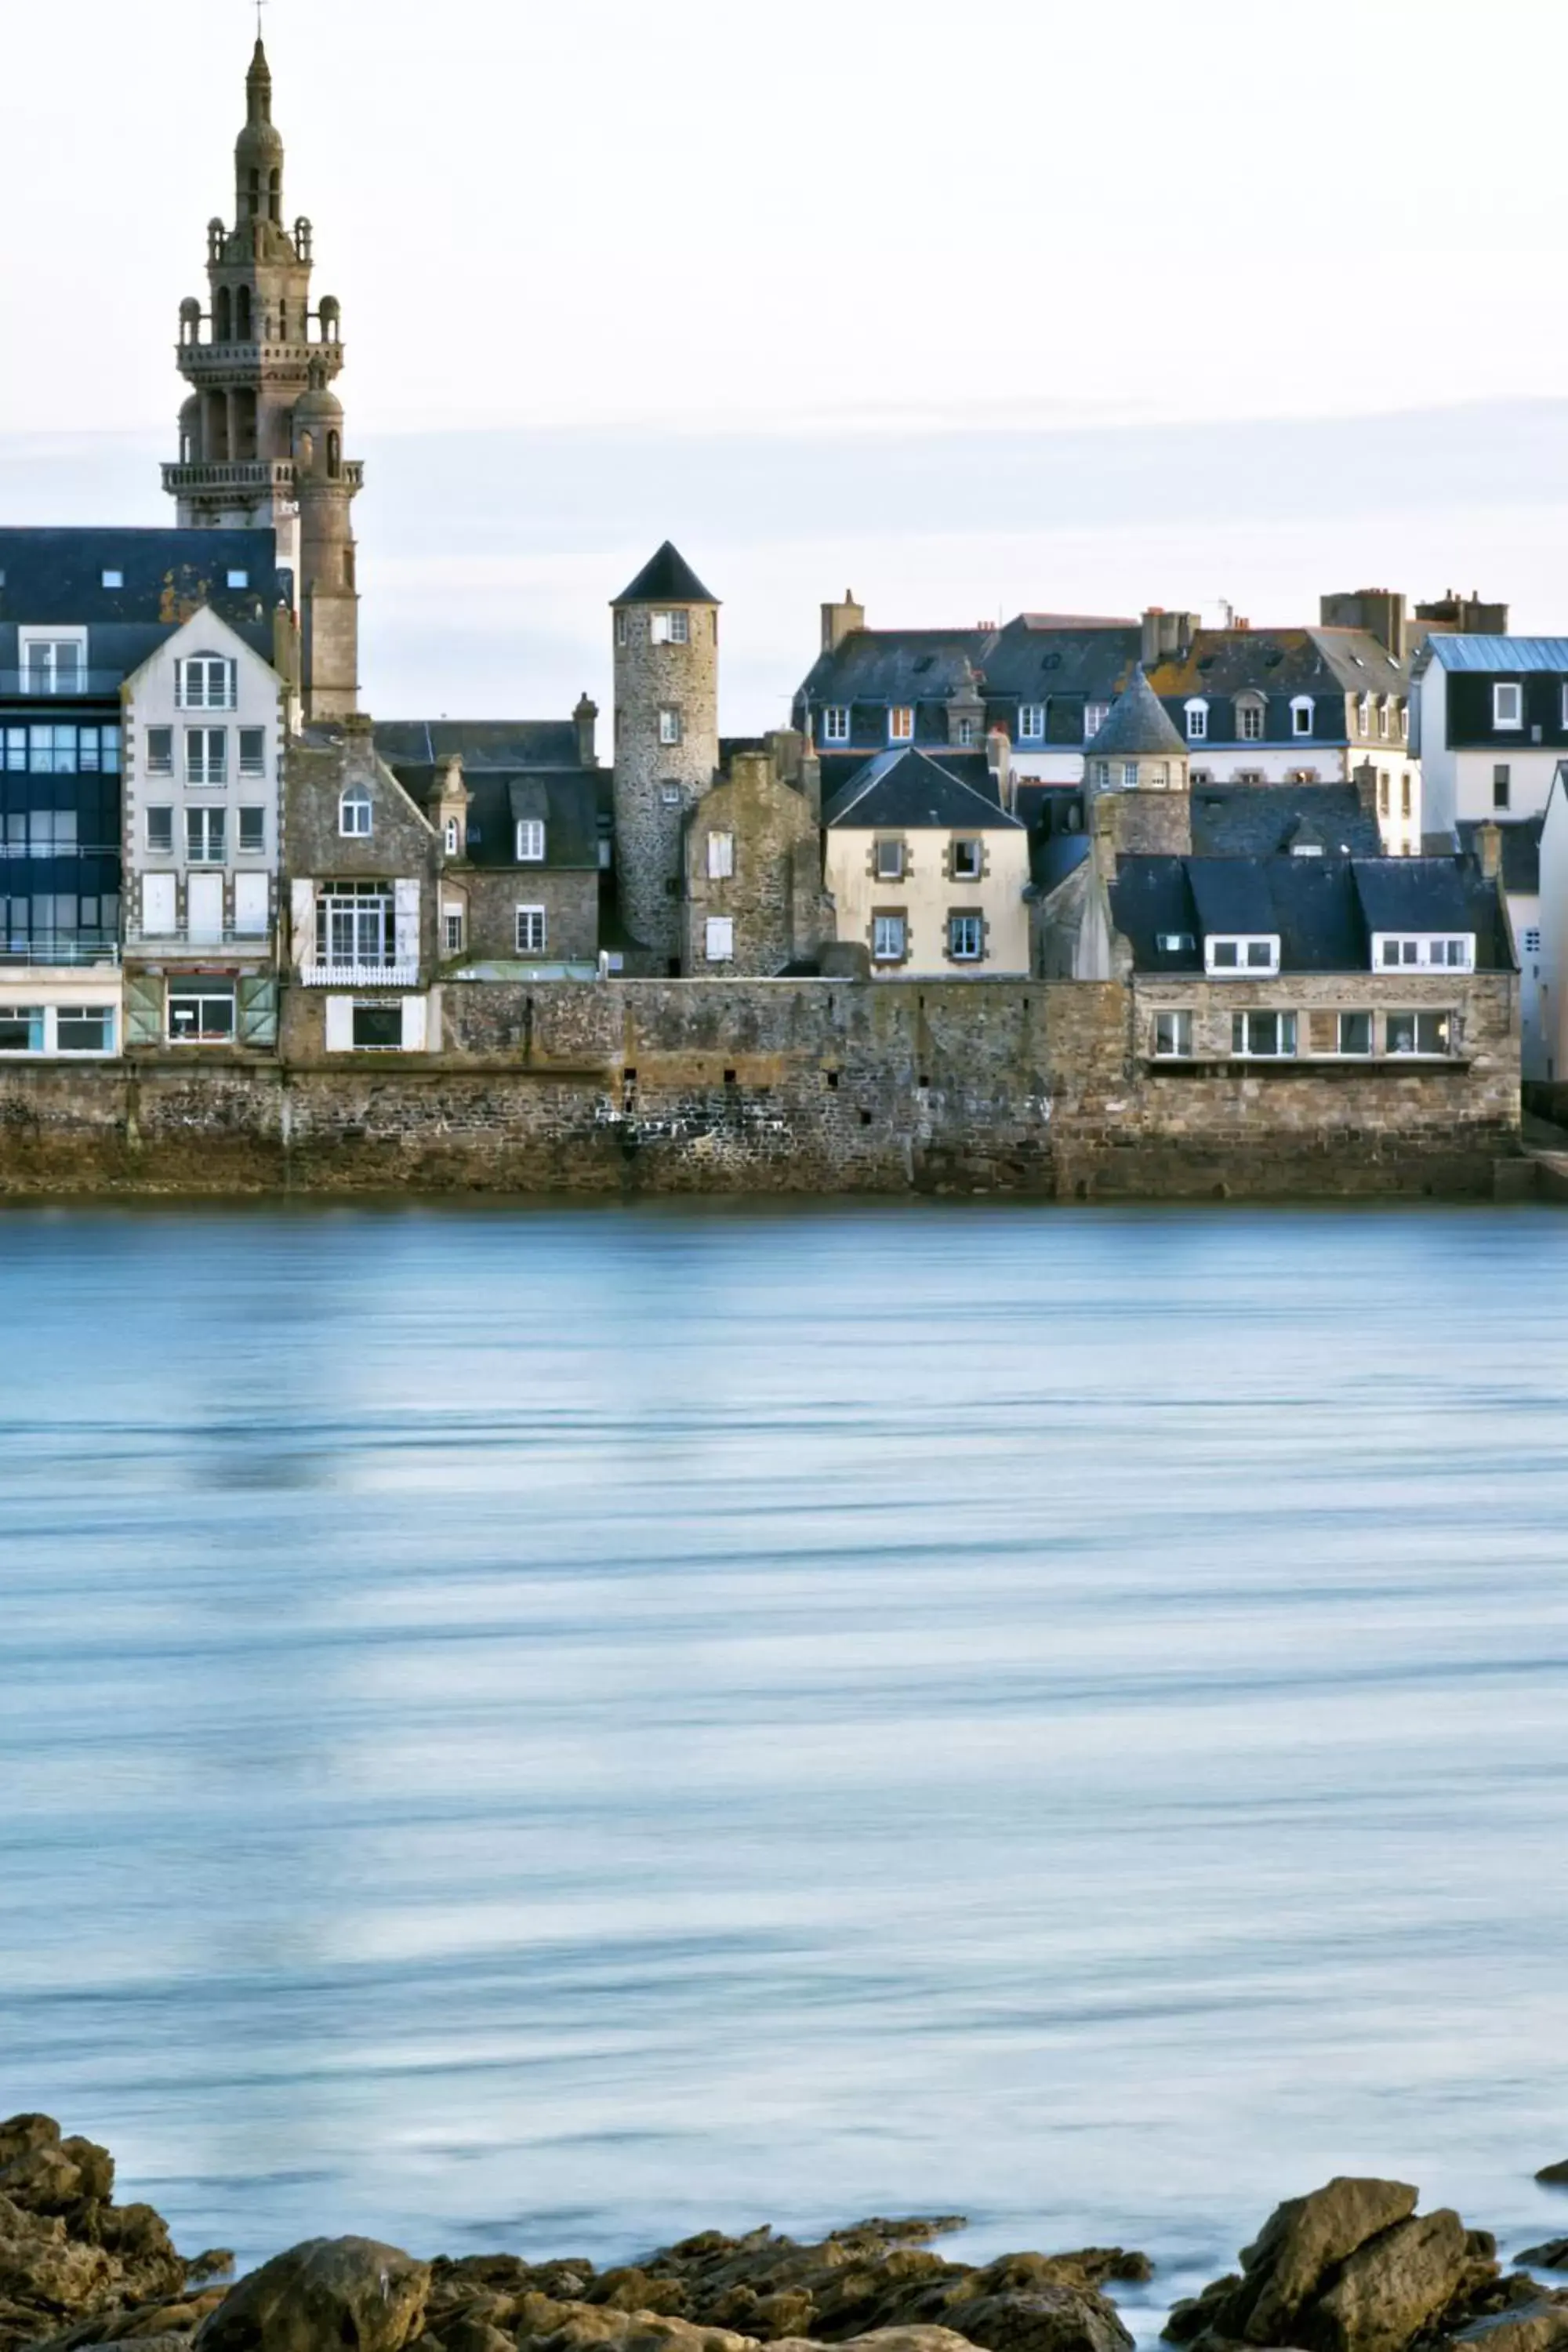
[142,873,176,935]
[187,873,223,943]
[401,994,428,1052]
[234,873,270,935]
[705,916,734,963]
[324,996,353,1052]
[394,879,420,968]
[290,880,316,970]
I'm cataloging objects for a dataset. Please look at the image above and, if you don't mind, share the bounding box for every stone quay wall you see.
[0,975,1523,1199]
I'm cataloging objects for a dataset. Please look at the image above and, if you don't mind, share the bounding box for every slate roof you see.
[376,720,583,769]
[1421,637,1568,673]
[1189,783,1381,858]
[375,719,602,872]
[612,542,719,607]
[1086,666,1187,758]
[1144,626,1406,702]
[824,747,1019,829]
[0,527,285,675]
[1109,854,1513,974]
[1456,815,1543,896]
[800,615,1140,708]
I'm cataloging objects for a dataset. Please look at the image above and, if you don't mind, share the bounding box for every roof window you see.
[101,568,123,589]
[1207,935,1280,976]
[227,569,249,590]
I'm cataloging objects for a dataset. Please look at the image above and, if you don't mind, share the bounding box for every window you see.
[186,807,226,863]
[1153,1010,1192,1058]
[1232,1010,1297,1058]
[658,707,683,747]
[1018,703,1046,742]
[707,830,735,879]
[444,912,464,955]
[956,718,976,746]
[318,884,393,967]
[0,1007,43,1053]
[888,706,915,743]
[168,985,235,1043]
[145,808,173,854]
[873,838,906,881]
[100,569,123,590]
[615,612,628,648]
[1401,775,1412,818]
[1378,775,1390,817]
[952,837,982,880]
[1155,931,1196,953]
[146,728,174,777]
[1185,700,1209,741]
[948,913,983,961]
[873,913,906,963]
[1336,1011,1372,1057]
[238,807,265,854]
[1238,702,1264,742]
[1399,705,1409,740]
[1207,935,1279,975]
[705,915,735,963]
[238,728,267,779]
[339,784,372,837]
[1123,761,1140,788]
[56,1007,113,1054]
[823,706,850,744]
[177,656,235,711]
[1359,695,1371,737]
[515,818,546,862]
[444,817,459,856]
[1494,764,1511,810]
[1377,935,1474,971]
[1494,682,1523,729]
[650,609,690,645]
[1083,702,1109,741]
[22,638,85,694]
[227,568,249,590]
[185,728,227,785]
[1291,699,1314,737]
[351,1002,404,1051]
[1387,1010,1454,1056]
[660,784,682,806]
[515,906,546,954]
[1091,760,1110,788]
[1378,699,1391,739]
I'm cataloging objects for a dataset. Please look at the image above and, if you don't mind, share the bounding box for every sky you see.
[2,0,1566,725]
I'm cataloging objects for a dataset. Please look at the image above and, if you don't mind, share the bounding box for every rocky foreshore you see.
[5,2114,1568,2352]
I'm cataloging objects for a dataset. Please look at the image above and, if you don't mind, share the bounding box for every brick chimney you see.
[820,590,865,655]
[1475,819,1502,881]
[574,692,599,768]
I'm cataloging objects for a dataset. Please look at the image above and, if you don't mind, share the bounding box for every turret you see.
[236,38,285,228]
[611,542,720,964]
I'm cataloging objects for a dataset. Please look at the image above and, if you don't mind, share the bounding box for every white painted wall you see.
[825,825,1032,977]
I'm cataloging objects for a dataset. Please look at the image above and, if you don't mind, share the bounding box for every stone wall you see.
[612,603,720,963]
[458,867,601,966]
[0,974,1523,1200]
[682,752,829,975]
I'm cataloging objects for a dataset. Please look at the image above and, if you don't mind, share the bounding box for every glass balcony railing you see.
[0,671,125,699]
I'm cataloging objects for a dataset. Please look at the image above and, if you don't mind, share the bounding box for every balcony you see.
[162,459,300,497]
[0,671,126,699]
[0,938,121,968]
[177,339,346,379]
[126,928,274,956]
[300,960,419,988]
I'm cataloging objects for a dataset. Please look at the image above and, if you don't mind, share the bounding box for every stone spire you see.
[235,38,285,231]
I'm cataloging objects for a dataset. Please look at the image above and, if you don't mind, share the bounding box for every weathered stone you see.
[193,2238,430,2352]
[1447,2306,1568,2352]
[0,2148,85,2218]
[1519,2250,1568,2276]
[1538,2171,1568,2191]
[0,2120,62,2175]
[1301,2210,1470,2352]
[1164,2279,1241,2345]
[1225,2180,1421,2345]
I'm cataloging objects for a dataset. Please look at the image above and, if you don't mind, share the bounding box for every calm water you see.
[3,1202,1568,2323]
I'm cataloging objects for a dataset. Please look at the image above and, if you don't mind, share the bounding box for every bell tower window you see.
[248,169,260,217]
[269,169,281,223]
[215,287,232,342]
[327,432,342,479]
[236,286,252,341]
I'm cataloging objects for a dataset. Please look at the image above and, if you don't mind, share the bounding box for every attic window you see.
[227,569,249,590]
[101,568,123,589]
[913,656,934,675]
[1156,931,1196,952]
[1207,935,1280,975]
[1494,683,1523,728]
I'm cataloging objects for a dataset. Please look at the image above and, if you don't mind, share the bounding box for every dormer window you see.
[1291,697,1315,738]
[444,817,459,856]
[227,569,249,590]
[1358,694,1372,736]
[20,634,86,695]
[1018,703,1046,741]
[822,706,850,744]
[1185,699,1209,742]
[1083,702,1109,741]
[1494,682,1523,728]
[101,569,123,590]
[1236,697,1265,742]
[650,610,690,646]
[1374,934,1474,971]
[1207,935,1279,975]
[515,818,546,862]
[888,706,914,743]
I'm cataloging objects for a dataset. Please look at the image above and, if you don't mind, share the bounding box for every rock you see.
[0,2118,62,2174]
[1447,2307,1568,2352]
[1227,2181,1421,2344]
[1519,2250,1568,2276]
[1163,2280,1240,2345]
[951,2286,1134,2352]
[1537,2169,1568,2191]
[194,2238,430,2352]
[1301,2211,1470,2352]
[0,2147,85,2217]
[182,2256,235,2288]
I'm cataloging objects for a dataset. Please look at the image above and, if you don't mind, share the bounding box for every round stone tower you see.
[163,36,361,719]
[611,543,720,964]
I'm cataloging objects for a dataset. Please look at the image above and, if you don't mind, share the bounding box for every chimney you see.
[573,691,599,768]
[986,723,1013,813]
[820,589,865,655]
[1091,788,1123,880]
[1476,819,1502,881]
[1142,608,1197,667]
[1353,759,1378,819]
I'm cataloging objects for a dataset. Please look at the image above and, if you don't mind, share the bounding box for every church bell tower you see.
[163,37,362,720]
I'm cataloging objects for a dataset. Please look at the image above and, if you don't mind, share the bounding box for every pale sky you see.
[3,0,1566,724]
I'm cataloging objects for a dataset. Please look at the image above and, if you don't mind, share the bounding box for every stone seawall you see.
[0,978,1525,1199]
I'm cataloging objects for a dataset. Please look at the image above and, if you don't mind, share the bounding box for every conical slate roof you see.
[612,541,720,607]
[1085,665,1186,759]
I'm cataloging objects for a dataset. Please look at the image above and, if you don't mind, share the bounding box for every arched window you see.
[248,169,260,218]
[339,786,372,839]
[268,169,281,223]
[215,286,232,341]
[327,431,342,478]
[278,299,288,342]
[236,286,252,342]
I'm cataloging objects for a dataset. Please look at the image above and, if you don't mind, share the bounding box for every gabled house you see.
[823,746,1029,976]
[682,735,830,976]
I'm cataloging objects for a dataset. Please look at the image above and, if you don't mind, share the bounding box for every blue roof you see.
[1424,636,1568,672]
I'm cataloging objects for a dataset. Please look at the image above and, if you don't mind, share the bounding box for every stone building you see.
[824,744,1031,977]
[163,38,361,723]
[612,543,720,968]
[681,734,831,975]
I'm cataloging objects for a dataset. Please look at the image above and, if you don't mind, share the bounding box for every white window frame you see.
[1155,931,1196,953]
[706,830,735,880]
[514,906,546,954]
[947,913,983,962]
[238,727,267,779]
[185,806,227,865]
[444,816,459,855]
[1152,1009,1192,1058]
[1206,934,1280,976]
[1290,696,1314,737]
[888,706,915,744]
[1374,934,1475,972]
[951,837,983,880]
[339,785,372,838]
[873,837,906,882]
[1185,699,1209,742]
[167,984,237,1044]
[1494,682,1523,729]
[1358,694,1372,737]
[1018,703,1046,742]
[650,609,690,646]
[658,707,683,747]
[515,817,546,862]
[1123,760,1139,789]
[704,915,735,964]
[145,806,174,854]
[237,806,266,855]
[176,655,237,712]
[444,909,464,955]
[19,630,87,694]
[145,727,174,778]
[1334,1011,1374,1058]
[1231,1009,1298,1059]
[1083,702,1109,742]
[185,727,227,786]
[822,706,850,745]
[1378,699,1391,739]
[1386,1009,1456,1058]
[1237,700,1264,742]
[872,912,906,963]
